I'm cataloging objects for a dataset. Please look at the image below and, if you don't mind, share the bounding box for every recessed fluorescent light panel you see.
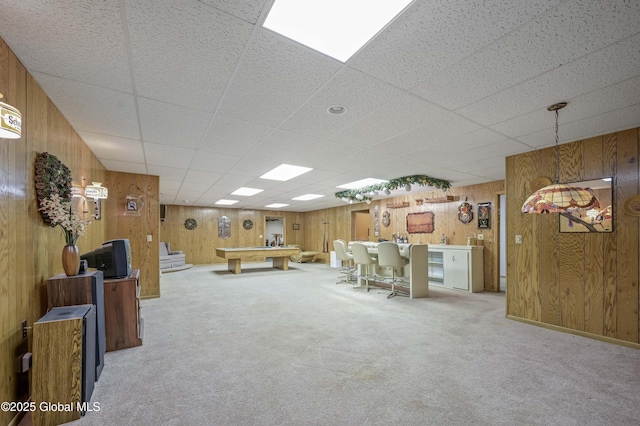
[265,203,289,208]
[263,0,413,62]
[231,187,264,196]
[215,199,239,205]
[292,194,324,201]
[260,164,312,181]
[337,178,388,189]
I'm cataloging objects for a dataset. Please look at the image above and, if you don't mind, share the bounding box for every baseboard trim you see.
[8,408,26,426]
[506,315,640,350]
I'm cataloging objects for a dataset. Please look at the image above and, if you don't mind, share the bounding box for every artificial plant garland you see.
[335,174,451,203]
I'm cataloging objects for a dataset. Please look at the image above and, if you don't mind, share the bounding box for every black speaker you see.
[160,204,166,222]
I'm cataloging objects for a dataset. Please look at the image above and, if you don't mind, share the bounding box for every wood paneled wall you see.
[0,38,107,425]
[160,206,305,264]
[104,171,160,298]
[506,129,640,346]
[160,181,504,292]
[302,181,504,292]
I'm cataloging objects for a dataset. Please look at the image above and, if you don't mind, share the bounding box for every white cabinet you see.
[428,245,484,292]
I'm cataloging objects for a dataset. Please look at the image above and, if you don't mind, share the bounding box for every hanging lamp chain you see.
[547,102,567,184]
[554,108,559,183]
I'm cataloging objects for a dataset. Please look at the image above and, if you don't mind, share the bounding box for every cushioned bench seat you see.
[289,245,320,263]
[160,242,186,270]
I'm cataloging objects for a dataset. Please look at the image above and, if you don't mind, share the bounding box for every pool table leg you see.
[272,256,289,270]
[228,258,242,274]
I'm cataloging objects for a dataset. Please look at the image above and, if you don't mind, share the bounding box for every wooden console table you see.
[103,269,143,351]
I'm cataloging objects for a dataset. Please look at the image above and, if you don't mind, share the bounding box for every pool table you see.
[215,246,301,274]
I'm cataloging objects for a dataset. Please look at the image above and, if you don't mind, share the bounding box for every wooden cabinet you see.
[103,269,143,351]
[46,271,106,379]
[32,305,96,426]
[428,245,484,292]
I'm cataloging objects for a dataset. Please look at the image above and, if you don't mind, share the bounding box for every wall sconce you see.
[85,182,108,200]
[0,93,22,139]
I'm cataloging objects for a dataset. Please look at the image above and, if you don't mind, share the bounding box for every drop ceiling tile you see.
[160,180,183,192]
[184,169,224,184]
[209,173,254,188]
[330,93,449,148]
[517,102,640,148]
[453,155,507,175]
[196,0,268,24]
[176,189,207,203]
[456,34,640,125]
[146,165,188,181]
[78,131,145,163]
[160,193,177,204]
[138,98,212,148]
[293,169,346,185]
[177,181,213,193]
[492,75,640,138]
[371,113,482,156]
[101,159,147,175]
[143,142,195,168]
[125,0,253,111]
[414,0,640,110]
[413,138,531,167]
[222,158,280,178]
[217,29,342,127]
[31,72,139,139]
[188,150,241,173]
[279,68,404,138]
[0,0,131,92]
[198,115,273,155]
[350,0,562,90]
[247,130,351,167]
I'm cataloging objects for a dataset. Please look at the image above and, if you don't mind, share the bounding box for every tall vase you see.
[62,244,80,276]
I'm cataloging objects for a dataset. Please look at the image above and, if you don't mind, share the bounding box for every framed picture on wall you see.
[292,223,300,230]
[478,202,491,229]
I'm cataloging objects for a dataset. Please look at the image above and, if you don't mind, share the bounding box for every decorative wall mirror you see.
[559,178,613,233]
[218,216,231,239]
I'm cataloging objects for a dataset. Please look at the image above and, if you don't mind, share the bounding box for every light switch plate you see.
[477,234,484,240]
[515,235,522,244]
[147,235,153,242]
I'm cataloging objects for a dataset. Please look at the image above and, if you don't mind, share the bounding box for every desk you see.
[215,246,301,274]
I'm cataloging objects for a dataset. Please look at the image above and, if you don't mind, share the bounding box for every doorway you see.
[265,216,285,246]
[498,192,506,292]
[352,210,370,241]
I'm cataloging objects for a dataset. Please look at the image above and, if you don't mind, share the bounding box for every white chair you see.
[377,242,409,298]
[350,242,378,291]
[333,240,355,284]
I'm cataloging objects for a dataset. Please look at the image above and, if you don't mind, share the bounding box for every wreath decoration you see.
[184,218,197,230]
[243,219,253,230]
[35,152,73,226]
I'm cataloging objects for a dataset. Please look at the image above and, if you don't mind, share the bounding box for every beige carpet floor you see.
[45,262,640,425]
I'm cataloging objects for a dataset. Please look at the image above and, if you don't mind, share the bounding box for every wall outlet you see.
[477,234,484,240]
[147,234,153,242]
[515,235,523,244]
[21,320,28,338]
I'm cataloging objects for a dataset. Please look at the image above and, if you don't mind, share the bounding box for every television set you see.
[81,239,132,279]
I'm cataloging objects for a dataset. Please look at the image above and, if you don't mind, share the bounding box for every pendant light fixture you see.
[0,93,22,139]
[521,102,599,214]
